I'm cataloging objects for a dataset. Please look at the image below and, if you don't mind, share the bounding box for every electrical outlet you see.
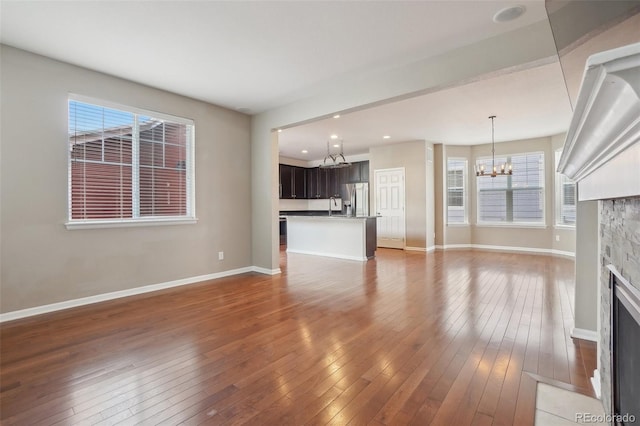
[218,251,224,260]
[555,235,560,242]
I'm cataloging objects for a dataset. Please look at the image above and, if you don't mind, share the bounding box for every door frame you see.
[374,167,406,249]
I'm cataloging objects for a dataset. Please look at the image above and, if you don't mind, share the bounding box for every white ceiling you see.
[278,60,572,161]
[1,0,572,161]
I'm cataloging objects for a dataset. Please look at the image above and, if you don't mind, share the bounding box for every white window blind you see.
[555,151,576,226]
[476,152,544,224]
[68,98,195,223]
[447,158,467,224]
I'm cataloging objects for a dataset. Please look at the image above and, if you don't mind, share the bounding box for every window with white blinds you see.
[476,152,544,225]
[68,97,195,225]
[446,158,467,224]
[555,150,576,226]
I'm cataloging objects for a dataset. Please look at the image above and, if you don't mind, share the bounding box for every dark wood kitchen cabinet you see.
[327,168,343,198]
[305,167,324,198]
[280,161,368,199]
[279,164,306,199]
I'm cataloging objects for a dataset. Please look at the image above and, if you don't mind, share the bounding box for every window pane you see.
[478,190,507,222]
[447,158,466,224]
[561,180,576,224]
[511,153,543,189]
[476,152,544,224]
[513,188,543,222]
[69,101,134,219]
[68,99,193,222]
[139,121,188,217]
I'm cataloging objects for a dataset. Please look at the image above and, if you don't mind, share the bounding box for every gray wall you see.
[370,141,427,249]
[0,46,252,313]
[436,135,576,254]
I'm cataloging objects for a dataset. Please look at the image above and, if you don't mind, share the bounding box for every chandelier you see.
[320,140,351,168]
[475,115,512,177]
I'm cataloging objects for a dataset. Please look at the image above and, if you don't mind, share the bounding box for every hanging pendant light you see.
[320,140,351,168]
[475,115,512,177]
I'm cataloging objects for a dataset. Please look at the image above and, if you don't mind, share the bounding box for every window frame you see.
[66,95,197,230]
[554,150,576,228]
[475,151,546,227]
[446,157,468,225]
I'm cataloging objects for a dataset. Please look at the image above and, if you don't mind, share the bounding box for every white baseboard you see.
[571,327,598,342]
[252,266,281,275]
[591,369,602,399]
[405,246,427,252]
[426,246,436,253]
[441,244,472,250]
[286,248,367,262]
[550,249,576,258]
[433,243,574,258]
[0,265,276,323]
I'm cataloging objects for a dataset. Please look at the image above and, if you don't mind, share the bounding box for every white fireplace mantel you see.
[558,42,640,201]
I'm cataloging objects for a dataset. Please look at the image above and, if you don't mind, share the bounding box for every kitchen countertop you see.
[282,214,377,219]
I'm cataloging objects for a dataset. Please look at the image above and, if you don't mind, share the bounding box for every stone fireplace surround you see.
[599,198,640,417]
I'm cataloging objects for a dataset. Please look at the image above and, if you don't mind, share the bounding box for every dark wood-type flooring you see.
[1,249,596,425]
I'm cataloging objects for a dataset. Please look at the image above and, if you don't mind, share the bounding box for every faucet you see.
[329,197,337,216]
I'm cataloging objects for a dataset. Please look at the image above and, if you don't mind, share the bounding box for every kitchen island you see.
[286,215,377,261]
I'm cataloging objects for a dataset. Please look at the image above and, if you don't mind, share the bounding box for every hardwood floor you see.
[0,249,596,425]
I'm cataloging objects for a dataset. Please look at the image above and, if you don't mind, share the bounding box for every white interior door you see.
[375,168,405,249]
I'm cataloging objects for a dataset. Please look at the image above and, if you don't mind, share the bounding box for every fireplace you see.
[609,266,640,425]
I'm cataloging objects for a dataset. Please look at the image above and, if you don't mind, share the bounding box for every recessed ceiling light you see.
[333,144,340,148]
[330,134,338,139]
[333,114,340,119]
[301,149,308,154]
[493,5,526,23]
[277,129,282,133]
[383,135,391,139]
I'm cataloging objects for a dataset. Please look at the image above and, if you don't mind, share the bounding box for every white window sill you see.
[475,222,548,229]
[554,224,576,230]
[447,223,469,227]
[65,217,198,230]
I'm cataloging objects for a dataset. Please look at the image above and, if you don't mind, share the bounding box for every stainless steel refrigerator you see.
[344,183,369,217]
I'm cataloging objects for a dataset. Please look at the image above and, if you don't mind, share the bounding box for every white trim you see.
[286,248,367,262]
[472,244,549,254]
[571,327,598,342]
[0,266,255,323]
[434,243,574,258]
[550,249,576,258]
[553,224,576,230]
[65,217,198,230]
[440,244,472,250]
[446,157,468,225]
[67,96,196,226]
[252,266,281,275]
[405,246,438,253]
[591,369,602,399]
[558,42,640,181]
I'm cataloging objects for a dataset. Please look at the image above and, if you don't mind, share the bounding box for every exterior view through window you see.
[446,158,467,224]
[68,98,194,223]
[476,152,545,224]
